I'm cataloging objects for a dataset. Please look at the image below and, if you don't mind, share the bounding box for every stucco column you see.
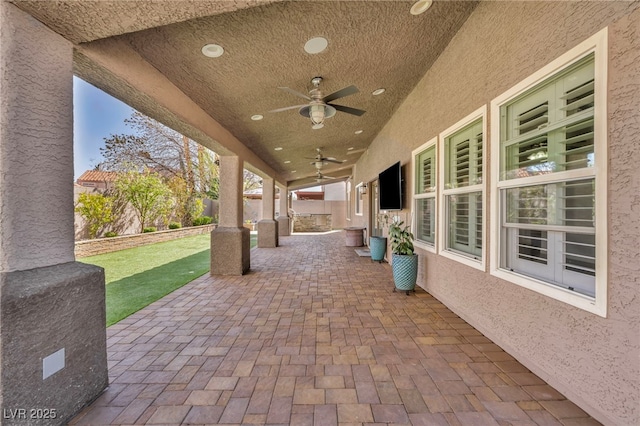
[277,185,291,237]
[211,155,250,274]
[257,177,278,247]
[0,3,107,423]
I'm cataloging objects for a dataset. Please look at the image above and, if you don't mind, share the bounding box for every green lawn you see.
[80,233,258,326]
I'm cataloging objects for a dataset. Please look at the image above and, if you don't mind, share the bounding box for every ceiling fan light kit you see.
[270,76,365,129]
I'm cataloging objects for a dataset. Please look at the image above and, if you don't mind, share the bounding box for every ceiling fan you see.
[269,76,366,129]
[307,148,345,170]
[315,170,337,182]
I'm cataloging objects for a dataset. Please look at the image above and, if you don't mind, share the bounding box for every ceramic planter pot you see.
[369,236,387,262]
[392,253,418,294]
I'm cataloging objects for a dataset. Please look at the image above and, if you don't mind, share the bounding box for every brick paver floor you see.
[70,231,599,425]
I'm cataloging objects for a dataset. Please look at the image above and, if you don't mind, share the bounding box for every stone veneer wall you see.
[292,214,333,233]
[75,224,216,258]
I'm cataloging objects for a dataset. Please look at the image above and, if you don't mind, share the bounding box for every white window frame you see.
[355,182,364,216]
[490,28,608,317]
[438,106,487,271]
[412,137,437,253]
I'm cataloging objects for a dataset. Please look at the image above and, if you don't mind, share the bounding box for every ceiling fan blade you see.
[331,104,366,116]
[323,85,359,103]
[268,104,307,113]
[278,87,311,100]
[347,148,366,155]
[324,158,345,164]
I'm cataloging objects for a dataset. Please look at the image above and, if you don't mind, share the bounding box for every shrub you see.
[104,231,118,238]
[75,192,113,239]
[169,222,182,229]
[142,227,157,233]
[192,216,212,226]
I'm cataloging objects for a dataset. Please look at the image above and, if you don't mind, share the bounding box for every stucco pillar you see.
[277,185,291,237]
[0,3,107,424]
[257,177,278,247]
[211,155,250,274]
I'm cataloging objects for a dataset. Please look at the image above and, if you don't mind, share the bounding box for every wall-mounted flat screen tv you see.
[378,161,402,211]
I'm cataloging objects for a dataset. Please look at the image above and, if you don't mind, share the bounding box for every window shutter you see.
[516,102,549,136]
[474,192,483,252]
[418,147,436,193]
[518,229,548,265]
[455,140,471,187]
[451,194,470,246]
[416,198,435,244]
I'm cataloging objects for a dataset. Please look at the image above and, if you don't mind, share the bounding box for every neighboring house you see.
[76,170,118,191]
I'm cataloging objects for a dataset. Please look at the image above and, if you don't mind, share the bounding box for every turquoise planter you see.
[369,236,387,262]
[392,253,418,294]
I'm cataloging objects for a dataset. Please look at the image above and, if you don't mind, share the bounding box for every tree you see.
[101,112,219,197]
[167,175,204,226]
[100,112,222,225]
[75,192,113,239]
[115,170,174,233]
[243,170,262,193]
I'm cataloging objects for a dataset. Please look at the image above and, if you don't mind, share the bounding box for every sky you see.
[73,77,136,179]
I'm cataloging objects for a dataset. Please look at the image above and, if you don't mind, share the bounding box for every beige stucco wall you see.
[352,2,640,425]
[0,3,75,272]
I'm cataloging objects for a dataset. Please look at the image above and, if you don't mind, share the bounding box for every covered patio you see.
[2,1,638,424]
[70,232,595,425]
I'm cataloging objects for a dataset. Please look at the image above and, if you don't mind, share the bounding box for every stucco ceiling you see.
[13,0,478,187]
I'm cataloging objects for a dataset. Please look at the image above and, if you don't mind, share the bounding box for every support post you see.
[0,4,107,423]
[211,155,250,275]
[277,185,291,237]
[257,177,278,247]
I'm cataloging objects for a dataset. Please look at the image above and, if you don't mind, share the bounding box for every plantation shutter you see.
[416,198,435,244]
[416,147,436,194]
[503,55,595,179]
[447,121,483,188]
[443,117,484,259]
[415,145,436,246]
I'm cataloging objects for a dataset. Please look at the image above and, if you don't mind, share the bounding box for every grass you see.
[80,233,258,326]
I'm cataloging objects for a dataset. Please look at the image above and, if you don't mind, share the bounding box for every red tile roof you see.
[77,170,119,183]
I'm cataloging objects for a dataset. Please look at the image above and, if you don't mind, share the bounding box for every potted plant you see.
[370,213,389,262]
[388,219,418,295]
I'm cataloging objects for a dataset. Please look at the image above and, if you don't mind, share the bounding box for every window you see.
[438,107,486,270]
[346,180,352,221]
[412,138,437,251]
[490,28,607,316]
[355,183,364,216]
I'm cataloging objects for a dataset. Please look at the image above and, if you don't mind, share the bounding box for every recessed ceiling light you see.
[284,160,291,164]
[410,0,433,15]
[274,147,283,151]
[291,170,297,173]
[201,43,224,58]
[354,130,363,135]
[304,37,328,54]
[251,114,263,121]
[348,147,354,151]
[372,88,386,96]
